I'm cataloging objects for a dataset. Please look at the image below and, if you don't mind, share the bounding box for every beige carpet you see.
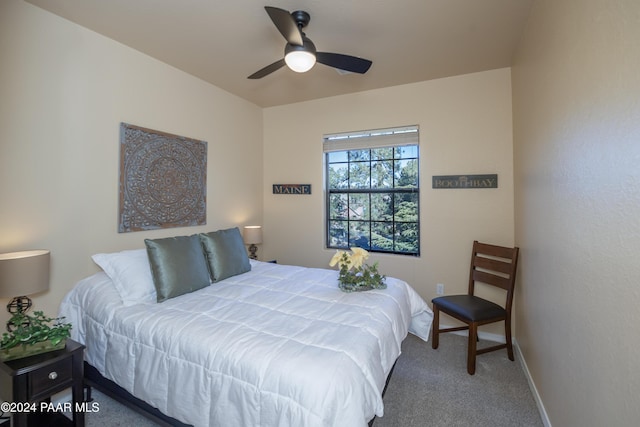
[374,333,543,427]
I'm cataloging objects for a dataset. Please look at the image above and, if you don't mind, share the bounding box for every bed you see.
[60,244,433,427]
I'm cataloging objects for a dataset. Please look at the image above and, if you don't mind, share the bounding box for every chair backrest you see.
[468,241,520,311]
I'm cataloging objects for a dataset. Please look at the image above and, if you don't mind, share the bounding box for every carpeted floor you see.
[79,333,543,426]
[374,334,543,427]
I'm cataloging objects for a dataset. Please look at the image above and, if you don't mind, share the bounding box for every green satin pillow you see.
[199,227,251,282]
[144,235,211,302]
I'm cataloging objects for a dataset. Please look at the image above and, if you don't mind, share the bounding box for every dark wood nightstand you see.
[0,339,85,427]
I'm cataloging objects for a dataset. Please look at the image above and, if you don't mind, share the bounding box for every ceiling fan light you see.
[285,50,316,73]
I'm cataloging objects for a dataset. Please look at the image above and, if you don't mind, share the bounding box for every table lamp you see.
[0,250,50,331]
[242,226,263,260]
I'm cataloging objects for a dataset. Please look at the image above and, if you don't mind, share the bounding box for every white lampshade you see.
[285,50,316,73]
[243,226,263,245]
[0,250,50,298]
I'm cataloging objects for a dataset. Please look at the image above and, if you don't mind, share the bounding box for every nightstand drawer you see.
[28,357,73,399]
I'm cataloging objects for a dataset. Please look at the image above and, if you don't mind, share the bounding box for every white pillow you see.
[92,249,157,305]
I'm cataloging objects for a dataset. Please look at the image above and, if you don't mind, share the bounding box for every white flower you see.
[329,247,371,272]
[329,250,347,268]
[349,247,369,269]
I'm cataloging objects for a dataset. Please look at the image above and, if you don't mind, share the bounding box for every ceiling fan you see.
[248,6,373,79]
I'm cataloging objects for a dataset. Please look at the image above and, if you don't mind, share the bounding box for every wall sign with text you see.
[432,174,498,189]
[272,184,312,195]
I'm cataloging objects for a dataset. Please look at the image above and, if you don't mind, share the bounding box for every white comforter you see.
[60,261,433,427]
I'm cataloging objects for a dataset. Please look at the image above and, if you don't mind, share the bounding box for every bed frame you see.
[84,360,397,427]
[84,362,190,427]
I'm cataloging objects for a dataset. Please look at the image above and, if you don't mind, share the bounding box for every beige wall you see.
[263,68,515,329]
[512,0,640,425]
[0,0,263,325]
[11,1,640,424]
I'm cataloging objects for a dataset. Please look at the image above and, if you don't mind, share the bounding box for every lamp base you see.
[248,244,258,260]
[6,296,32,332]
[7,296,32,314]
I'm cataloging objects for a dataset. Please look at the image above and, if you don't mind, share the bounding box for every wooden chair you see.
[431,241,519,375]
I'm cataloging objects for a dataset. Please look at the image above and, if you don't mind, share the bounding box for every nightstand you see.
[0,339,85,427]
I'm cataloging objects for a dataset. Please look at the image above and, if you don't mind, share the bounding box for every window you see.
[324,126,420,256]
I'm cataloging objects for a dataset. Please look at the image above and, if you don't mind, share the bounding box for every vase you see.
[338,282,375,293]
[0,339,67,362]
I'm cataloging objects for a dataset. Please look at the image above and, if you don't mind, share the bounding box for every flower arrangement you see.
[329,247,386,292]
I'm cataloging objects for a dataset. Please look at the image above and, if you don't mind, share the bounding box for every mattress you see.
[59,260,433,426]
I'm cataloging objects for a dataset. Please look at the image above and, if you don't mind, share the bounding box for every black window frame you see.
[324,129,420,256]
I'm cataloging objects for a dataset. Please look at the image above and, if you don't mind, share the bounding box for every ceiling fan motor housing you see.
[285,36,316,56]
[291,10,311,29]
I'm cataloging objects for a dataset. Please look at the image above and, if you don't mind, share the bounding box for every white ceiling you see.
[25,0,533,108]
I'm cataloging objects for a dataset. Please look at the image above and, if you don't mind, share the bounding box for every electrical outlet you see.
[436,283,444,295]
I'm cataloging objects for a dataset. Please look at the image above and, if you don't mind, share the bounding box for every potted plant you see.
[0,311,71,361]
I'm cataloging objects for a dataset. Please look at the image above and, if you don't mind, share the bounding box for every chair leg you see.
[467,323,477,375]
[431,306,440,349]
[505,317,514,361]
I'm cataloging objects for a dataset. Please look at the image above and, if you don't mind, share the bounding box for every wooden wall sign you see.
[272,184,312,195]
[119,123,207,232]
[432,174,498,189]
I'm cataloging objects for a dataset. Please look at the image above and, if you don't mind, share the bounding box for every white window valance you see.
[323,125,419,152]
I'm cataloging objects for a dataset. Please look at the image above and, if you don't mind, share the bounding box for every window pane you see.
[371,193,393,221]
[371,147,393,160]
[395,159,418,188]
[371,222,393,251]
[328,193,348,219]
[349,221,370,249]
[328,163,348,189]
[371,160,393,188]
[348,149,370,161]
[349,194,370,220]
[328,220,348,248]
[394,193,418,222]
[349,161,370,189]
[327,151,348,163]
[395,222,419,254]
[396,145,418,159]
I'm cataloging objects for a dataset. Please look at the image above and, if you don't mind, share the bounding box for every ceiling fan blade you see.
[316,52,372,74]
[265,6,303,46]
[247,59,286,79]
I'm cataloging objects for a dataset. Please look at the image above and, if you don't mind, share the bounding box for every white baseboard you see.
[513,339,552,427]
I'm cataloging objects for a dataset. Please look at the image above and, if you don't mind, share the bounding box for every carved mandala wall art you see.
[119,123,207,233]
